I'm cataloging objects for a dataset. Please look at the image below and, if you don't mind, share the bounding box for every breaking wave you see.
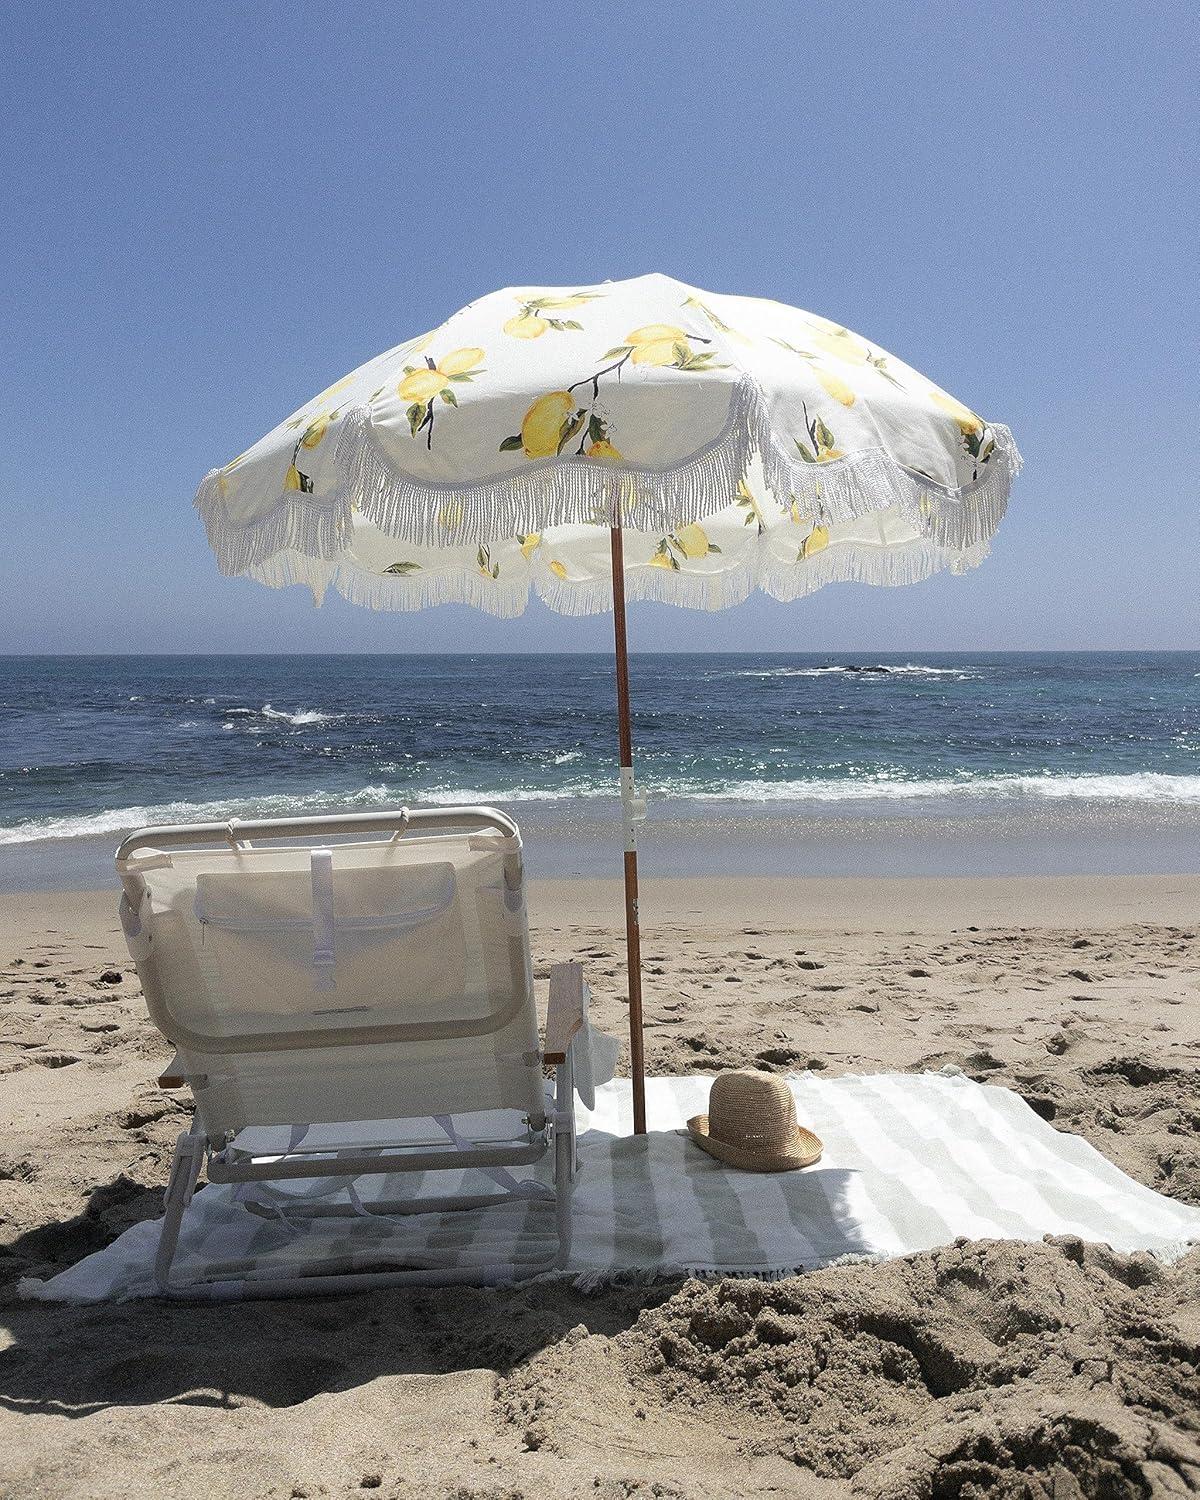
[4,772,1200,846]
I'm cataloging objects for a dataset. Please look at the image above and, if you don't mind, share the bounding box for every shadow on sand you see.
[0,1145,873,1417]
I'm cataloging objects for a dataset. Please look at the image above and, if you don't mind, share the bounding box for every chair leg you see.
[554,1125,574,1268]
[155,1124,205,1290]
[553,1052,577,1268]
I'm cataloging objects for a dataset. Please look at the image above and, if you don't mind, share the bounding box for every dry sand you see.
[1,875,1198,1499]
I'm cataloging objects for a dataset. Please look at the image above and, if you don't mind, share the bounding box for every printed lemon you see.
[405,332,434,358]
[585,439,623,462]
[504,313,547,339]
[310,373,354,406]
[438,347,485,376]
[674,522,711,559]
[398,368,449,402]
[648,551,675,570]
[929,389,984,436]
[801,524,830,558]
[521,391,574,457]
[815,369,856,407]
[519,533,541,560]
[548,559,569,580]
[631,340,683,367]
[626,324,688,346]
[284,464,304,491]
[626,324,689,367]
[816,446,845,464]
[300,413,334,448]
[807,327,871,365]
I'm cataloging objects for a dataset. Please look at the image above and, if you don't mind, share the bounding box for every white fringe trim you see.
[196,375,1022,580]
[245,532,998,619]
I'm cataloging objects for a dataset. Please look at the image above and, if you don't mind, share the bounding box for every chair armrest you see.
[543,962,587,1064]
[158,1051,193,1089]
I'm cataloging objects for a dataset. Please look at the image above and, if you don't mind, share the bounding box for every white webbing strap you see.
[310,849,335,990]
[231,1124,365,1228]
[467,832,522,853]
[116,851,173,874]
[433,1115,553,1202]
[118,886,154,962]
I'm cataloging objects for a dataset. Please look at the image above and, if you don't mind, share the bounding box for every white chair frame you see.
[116,807,593,1299]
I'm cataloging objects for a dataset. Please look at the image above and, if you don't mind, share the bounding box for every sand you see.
[1,874,1198,1498]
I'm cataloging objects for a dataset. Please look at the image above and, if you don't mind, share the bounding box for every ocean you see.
[2,652,1198,891]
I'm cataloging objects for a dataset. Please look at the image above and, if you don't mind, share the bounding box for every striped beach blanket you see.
[21,1073,1200,1302]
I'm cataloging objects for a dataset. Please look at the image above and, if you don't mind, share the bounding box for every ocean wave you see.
[398,783,601,806]
[4,771,1200,845]
[260,704,342,726]
[0,782,603,845]
[731,663,981,681]
[0,787,396,846]
[678,772,1200,805]
[217,704,344,727]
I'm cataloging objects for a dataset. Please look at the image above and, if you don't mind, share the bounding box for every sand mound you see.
[596,1238,1200,1495]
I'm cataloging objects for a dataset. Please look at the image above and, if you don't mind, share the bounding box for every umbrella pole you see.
[609,523,647,1135]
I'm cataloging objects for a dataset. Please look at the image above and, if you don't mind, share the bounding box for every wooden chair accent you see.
[543,962,586,1065]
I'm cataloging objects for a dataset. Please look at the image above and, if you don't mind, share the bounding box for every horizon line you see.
[3,647,1199,661]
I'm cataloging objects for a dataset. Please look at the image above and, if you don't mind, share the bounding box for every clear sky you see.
[3,1,1196,654]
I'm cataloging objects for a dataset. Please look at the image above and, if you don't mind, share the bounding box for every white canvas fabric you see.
[120,832,542,1134]
[196,273,1020,617]
[22,1074,1199,1302]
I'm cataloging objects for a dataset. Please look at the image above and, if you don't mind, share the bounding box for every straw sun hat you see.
[687,1069,823,1173]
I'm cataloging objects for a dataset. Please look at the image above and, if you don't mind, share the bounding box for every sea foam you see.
[4,771,1200,846]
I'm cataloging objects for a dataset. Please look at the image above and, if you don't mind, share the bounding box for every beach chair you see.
[115,806,612,1296]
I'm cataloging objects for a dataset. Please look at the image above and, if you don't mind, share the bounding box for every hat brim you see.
[686,1115,823,1173]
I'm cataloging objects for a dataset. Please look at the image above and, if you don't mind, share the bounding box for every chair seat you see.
[227,1108,543,1160]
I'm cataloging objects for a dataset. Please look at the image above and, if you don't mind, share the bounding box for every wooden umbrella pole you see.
[609,522,647,1135]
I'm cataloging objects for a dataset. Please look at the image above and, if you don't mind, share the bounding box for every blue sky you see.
[3,1,1196,654]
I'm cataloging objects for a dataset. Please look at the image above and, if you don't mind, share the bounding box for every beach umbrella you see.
[196,271,1021,1132]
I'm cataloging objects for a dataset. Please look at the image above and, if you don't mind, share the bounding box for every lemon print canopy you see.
[197,272,1020,615]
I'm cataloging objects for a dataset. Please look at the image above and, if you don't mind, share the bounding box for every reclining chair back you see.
[118,815,542,1140]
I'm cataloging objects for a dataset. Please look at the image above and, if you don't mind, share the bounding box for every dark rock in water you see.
[842,664,891,674]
